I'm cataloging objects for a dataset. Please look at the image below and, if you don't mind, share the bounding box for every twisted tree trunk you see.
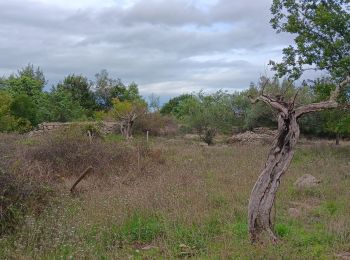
[248,113,300,243]
[247,76,349,243]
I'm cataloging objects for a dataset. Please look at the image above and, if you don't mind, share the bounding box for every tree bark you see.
[248,113,300,243]
[247,76,349,243]
[335,133,340,145]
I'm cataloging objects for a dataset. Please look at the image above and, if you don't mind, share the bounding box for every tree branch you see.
[295,76,350,117]
[249,94,288,115]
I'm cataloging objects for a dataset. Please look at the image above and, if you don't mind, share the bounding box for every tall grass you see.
[0,132,349,259]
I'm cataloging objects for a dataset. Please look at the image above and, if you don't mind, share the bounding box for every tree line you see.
[160,77,350,144]
[0,64,349,143]
[0,66,145,133]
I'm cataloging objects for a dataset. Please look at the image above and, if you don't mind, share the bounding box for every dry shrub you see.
[25,125,135,178]
[134,112,178,136]
[0,169,51,236]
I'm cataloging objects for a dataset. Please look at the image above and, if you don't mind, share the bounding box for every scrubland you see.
[0,129,350,259]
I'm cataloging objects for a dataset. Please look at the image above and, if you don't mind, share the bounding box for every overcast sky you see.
[0,0,294,100]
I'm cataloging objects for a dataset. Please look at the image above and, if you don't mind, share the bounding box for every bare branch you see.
[249,94,288,115]
[260,79,269,95]
[295,76,350,117]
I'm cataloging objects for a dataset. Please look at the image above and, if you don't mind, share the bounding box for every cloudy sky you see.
[0,0,294,100]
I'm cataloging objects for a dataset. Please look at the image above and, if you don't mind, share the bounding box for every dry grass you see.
[0,132,350,259]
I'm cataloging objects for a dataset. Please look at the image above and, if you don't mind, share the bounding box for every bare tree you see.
[247,76,350,243]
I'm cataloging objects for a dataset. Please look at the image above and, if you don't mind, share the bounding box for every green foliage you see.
[270,0,350,80]
[119,212,164,243]
[160,94,196,117]
[46,87,85,122]
[56,74,96,114]
[10,94,37,126]
[95,70,143,110]
[181,91,239,144]
[0,91,17,132]
[5,64,45,97]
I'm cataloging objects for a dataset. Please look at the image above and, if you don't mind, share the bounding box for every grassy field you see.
[1,132,350,259]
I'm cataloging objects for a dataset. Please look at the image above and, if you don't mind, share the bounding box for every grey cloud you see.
[0,0,292,98]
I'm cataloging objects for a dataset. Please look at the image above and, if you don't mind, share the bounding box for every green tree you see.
[112,98,147,139]
[57,74,96,115]
[0,91,17,132]
[160,94,197,118]
[181,91,238,144]
[47,87,85,122]
[10,94,37,126]
[95,70,127,109]
[270,0,350,80]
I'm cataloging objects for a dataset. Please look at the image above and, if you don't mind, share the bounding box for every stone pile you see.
[227,127,278,144]
[29,121,119,136]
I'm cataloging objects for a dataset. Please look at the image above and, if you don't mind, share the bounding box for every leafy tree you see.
[160,94,197,118]
[10,94,37,126]
[181,91,238,144]
[95,70,127,109]
[47,87,85,122]
[312,78,350,143]
[95,70,143,110]
[111,98,147,139]
[57,74,96,115]
[0,91,17,132]
[270,0,350,80]
[17,63,46,87]
[5,64,45,97]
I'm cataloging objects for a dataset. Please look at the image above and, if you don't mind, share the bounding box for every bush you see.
[0,169,51,236]
[25,126,134,178]
[134,112,178,136]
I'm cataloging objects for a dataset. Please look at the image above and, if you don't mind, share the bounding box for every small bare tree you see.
[247,76,350,243]
[112,98,147,139]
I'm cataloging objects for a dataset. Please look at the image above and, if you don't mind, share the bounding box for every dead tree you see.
[247,76,350,243]
[119,113,137,140]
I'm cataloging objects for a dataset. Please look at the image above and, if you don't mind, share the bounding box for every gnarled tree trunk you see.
[247,76,349,243]
[248,113,300,243]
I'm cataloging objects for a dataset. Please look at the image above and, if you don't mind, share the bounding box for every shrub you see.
[25,126,134,177]
[134,112,178,136]
[0,169,51,236]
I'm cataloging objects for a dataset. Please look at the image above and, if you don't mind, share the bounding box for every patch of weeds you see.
[105,134,124,143]
[317,200,346,217]
[290,187,323,200]
[209,194,228,209]
[290,225,334,248]
[119,212,164,244]
[166,218,224,256]
[17,138,39,146]
[293,149,316,165]
[232,219,248,240]
[275,223,292,238]
[204,217,223,236]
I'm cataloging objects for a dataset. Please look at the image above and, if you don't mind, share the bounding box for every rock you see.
[199,142,209,147]
[294,174,321,189]
[334,252,350,259]
[184,134,198,140]
[288,208,301,218]
[141,245,159,250]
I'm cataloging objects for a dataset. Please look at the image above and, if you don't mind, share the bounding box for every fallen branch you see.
[70,166,94,193]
